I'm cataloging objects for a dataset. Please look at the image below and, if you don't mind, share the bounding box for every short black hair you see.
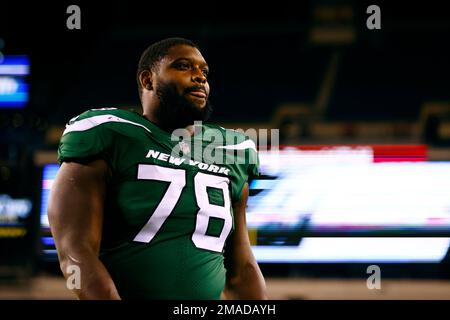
[136,37,199,98]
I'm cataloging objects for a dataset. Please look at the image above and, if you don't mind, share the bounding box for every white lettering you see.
[173,304,207,317]
[218,167,230,175]
[169,156,185,166]
[198,163,209,170]
[207,164,220,173]
[145,150,160,159]
[189,160,200,166]
[158,153,170,161]
[267,304,276,314]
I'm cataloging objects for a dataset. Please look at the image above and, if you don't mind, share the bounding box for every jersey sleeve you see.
[57,111,115,165]
[230,137,260,203]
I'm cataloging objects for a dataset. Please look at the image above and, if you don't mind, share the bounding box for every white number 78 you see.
[133,164,233,253]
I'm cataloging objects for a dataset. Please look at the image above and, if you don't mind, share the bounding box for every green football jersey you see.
[57,107,259,299]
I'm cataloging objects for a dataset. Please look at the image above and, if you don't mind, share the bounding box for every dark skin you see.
[48,44,267,300]
[139,44,211,131]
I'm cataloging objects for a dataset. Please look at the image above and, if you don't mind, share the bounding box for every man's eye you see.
[176,63,190,70]
[202,69,209,77]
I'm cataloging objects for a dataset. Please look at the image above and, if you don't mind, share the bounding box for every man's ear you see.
[139,70,153,91]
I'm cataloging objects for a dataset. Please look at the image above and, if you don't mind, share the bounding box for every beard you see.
[154,80,213,131]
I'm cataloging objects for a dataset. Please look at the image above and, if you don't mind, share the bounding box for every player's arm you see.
[222,182,268,300]
[47,159,121,300]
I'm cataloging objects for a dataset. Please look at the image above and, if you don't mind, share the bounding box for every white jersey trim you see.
[63,114,151,135]
[215,139,257,152]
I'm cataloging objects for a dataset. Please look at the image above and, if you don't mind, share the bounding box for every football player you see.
[48,38,267,299]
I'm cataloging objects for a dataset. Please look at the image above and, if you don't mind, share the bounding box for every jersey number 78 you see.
[133,164,233,253]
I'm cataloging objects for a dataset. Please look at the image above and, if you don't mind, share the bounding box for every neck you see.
[142,112,197,137]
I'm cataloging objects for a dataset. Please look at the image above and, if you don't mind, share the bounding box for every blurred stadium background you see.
[1,0,450,299]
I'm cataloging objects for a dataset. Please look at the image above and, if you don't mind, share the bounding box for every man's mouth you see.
[186,87,207,99]
[188,90,207,99]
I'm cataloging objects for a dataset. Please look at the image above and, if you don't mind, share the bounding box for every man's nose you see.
[191,68,207,84]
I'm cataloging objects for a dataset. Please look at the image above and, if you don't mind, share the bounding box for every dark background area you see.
[1,0,449,123]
